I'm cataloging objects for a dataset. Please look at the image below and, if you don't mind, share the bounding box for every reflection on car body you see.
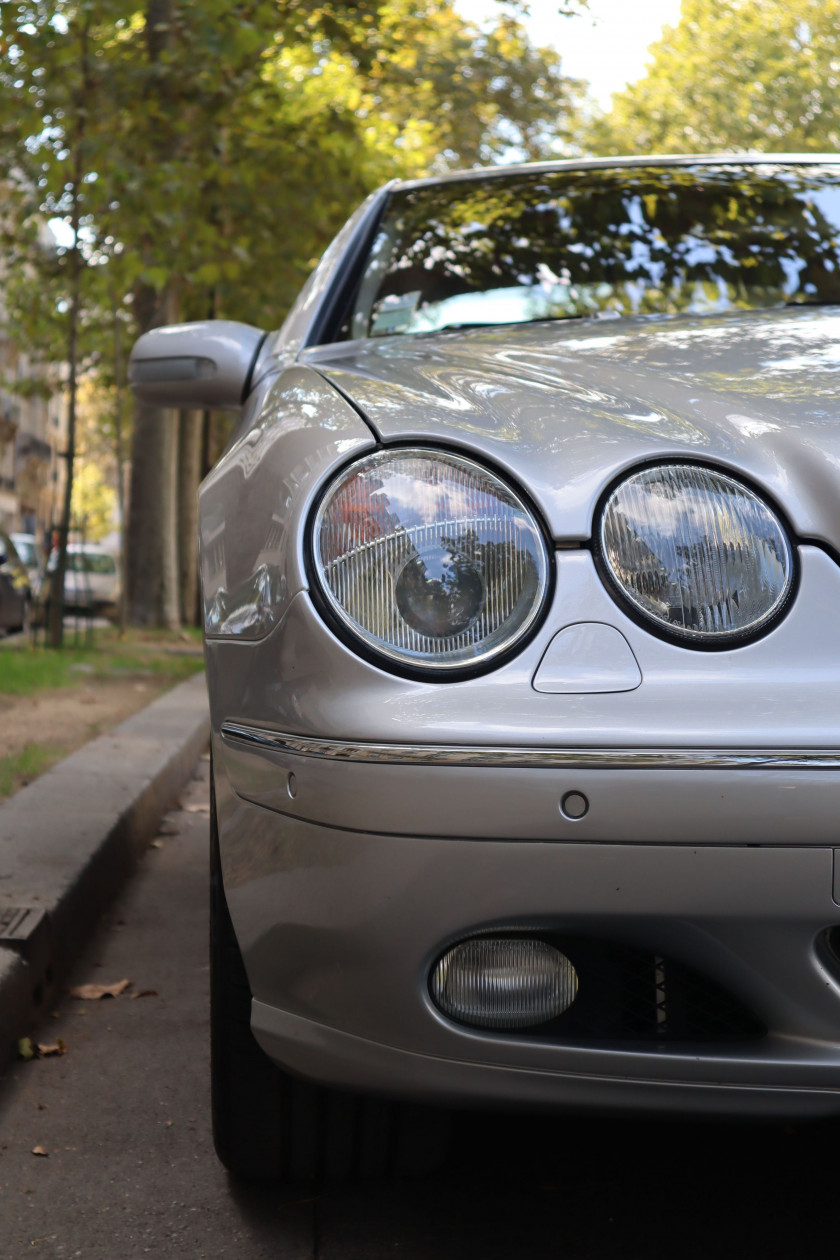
[130,155,840,1182]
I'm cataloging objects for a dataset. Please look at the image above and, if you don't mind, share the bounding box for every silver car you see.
[131,155,840,1182]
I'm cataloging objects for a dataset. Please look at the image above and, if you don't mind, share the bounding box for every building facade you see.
[0,333,66,544]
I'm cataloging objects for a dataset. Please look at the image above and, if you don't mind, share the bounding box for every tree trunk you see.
[109,273,129,636]
[48,180,82,649]
[125,0,181,630]
[126,282,180,628]
[127,401,180,628]
[48,12,91,648]
[177,408,202,626]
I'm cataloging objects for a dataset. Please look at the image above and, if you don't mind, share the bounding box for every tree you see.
[585,0,840,157]
[1,0,586,630]
[0,1,119,643]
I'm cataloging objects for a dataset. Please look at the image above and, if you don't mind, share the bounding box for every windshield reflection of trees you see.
[367,166,840,333]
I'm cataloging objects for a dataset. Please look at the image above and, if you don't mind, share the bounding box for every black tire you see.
[210,768,449,1184]
[210,769,286,1180]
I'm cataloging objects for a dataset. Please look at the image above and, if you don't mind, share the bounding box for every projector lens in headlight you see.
[599,463,793,643]
[312,448,549,672]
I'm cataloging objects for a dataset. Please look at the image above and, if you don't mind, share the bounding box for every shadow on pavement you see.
[226,1106,835,1259]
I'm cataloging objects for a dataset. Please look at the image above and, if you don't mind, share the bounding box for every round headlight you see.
[312,448,549,672]
[598,463,794,644]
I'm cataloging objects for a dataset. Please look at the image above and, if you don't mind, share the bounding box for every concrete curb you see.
[0,671,209,1071]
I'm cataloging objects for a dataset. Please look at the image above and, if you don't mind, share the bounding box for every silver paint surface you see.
[129,319,265,411]
[199,366,375,638]
[205,549,840,749]
[532,623,642,692]
[306,307,840,549]
[219,737,840,844]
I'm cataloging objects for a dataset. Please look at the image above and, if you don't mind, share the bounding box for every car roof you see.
[395,152,840,193]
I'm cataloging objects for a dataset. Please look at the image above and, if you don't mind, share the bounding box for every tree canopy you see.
[0,0,586,627]
[585,0,840,157]
[0,1,584,332]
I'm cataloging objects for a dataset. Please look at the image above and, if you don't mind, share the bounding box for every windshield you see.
[347,164,840,338]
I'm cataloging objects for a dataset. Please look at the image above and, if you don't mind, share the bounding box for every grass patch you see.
[0,627,205,803]
[0,744,65,801]
[0,627,203,697]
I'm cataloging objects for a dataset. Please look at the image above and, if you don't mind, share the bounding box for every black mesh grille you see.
[452,936,766,1043]
[548,939,764,1042]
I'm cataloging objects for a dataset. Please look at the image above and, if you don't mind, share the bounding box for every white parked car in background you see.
[62,543,120,616]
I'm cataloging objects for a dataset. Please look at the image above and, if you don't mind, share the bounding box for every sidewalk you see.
[0,671,209,1073]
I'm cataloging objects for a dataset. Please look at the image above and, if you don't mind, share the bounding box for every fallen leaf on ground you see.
[36,1040,67,1057]
[149,839,164,849]
[31,1147,48,1158]
[68,979,131,1000]
[184,803,209,813]
[131,989,158,999]
[19,1036,68,1061]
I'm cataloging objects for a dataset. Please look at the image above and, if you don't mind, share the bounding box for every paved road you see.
[1,757,837,1258]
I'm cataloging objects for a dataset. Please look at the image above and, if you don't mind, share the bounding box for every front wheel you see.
[209,769,446,1183]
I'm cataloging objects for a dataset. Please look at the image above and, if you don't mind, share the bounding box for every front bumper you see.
[221,724,840,845]
[210,541,840,1117]
[251,1004,840,1121]
[215,754,840,1119]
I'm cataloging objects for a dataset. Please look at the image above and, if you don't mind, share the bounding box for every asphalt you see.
[0,672,210,1073]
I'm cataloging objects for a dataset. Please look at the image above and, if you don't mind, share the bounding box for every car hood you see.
[306,306,840,547]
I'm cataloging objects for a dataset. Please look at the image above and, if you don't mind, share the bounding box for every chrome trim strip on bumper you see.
[220,722,840,771]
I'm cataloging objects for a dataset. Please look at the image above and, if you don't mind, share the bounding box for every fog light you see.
[430,938,578,1030]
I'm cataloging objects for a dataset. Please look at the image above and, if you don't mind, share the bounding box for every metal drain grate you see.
[0,906,47,954]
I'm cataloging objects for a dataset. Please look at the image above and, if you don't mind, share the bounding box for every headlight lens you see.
[599,463,793,643]
[312,448,549,672]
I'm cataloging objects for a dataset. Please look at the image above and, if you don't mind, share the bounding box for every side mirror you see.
[128,320,266,411]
